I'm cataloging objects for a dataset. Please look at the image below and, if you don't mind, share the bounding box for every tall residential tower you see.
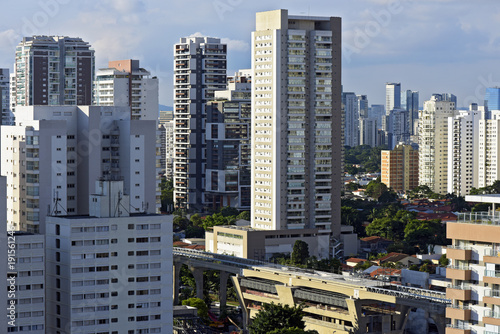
[251,9,341,236]
[12,36,94,110]
[173,37,227,210]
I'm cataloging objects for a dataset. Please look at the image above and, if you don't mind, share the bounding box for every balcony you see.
[483,289,500,306]
[484,309,500,326]
[446,286,471,301]
[446,305,471,321]
[445,325,470,334]
[447,246,472,261]
[484,248,500,265]
[484,270,500,285]
[446,266,471,281]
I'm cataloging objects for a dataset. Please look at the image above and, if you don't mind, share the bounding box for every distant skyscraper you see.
[12,36,94,109]
[251,9,341,237]
[359,118,378,147]
[386,83,401,113]
[0,69,10,125]
[418,96,457,194]
[448,108,479,196]
[357,94,368,118]
[432,93,457,106]
[159,111,174,180]
[478,114,500,189]
[343,92,359,147]
[485,87,500,111]
[402,90,419,135]
[173,37,227,210]
[369,104,385,128]
[94,59,159,121]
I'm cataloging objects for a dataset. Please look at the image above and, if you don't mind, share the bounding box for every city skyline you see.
[0,1,498,107]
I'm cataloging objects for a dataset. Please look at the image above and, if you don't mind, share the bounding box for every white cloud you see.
[220,38,250,52]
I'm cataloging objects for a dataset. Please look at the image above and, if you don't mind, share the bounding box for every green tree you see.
[248,303,306,334]
[291,240,309,265]
[202,213,231,230]
[341,206,363,234]
[185,225,205,238]
[237,211,251,221]
[220,206,239,217]
[365,179,388,200]
[160,177,174,211]
[173,216,189,230]
[190,213,203,227]
[345,182,360,191]
[182,297,209,320]
[439,254,449,267]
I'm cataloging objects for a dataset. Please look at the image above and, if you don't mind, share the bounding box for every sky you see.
[0,0,499,108]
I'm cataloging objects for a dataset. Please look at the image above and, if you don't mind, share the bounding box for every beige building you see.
[418,96,457,194]
[205,225,330,260]
[251,9,342,237]
[381,144,419,192]
[446,194,500,333]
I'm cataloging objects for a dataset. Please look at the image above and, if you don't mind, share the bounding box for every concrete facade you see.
[205,70,252,210]
[0,105,160,233]
[251,9,342,237]
[45,180,173,333]
[12,36,94,111]
[418,96,457,194]
[173,36,227,210]
[381,144,419,192]
[94,59,159,121]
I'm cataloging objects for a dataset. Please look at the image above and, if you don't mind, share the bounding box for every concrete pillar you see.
[395,305,411,331]
[346,298,362,332]
[219,271,230,309]
[191,268,204,300]
[429,312,446,334]
[173,263,182,305]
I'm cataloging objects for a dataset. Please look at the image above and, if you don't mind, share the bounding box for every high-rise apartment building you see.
[381,144,419,192]
[0,68,11,125]
[446,195,500,334]
[12,36,94,109]
[359,118,378,147]
[357,94,369,118]
[45,180,173,333]
[159,111,174,180]
[94,59,159,121]
[173,37,227,210]
[432,93,457,106]
[343,92,359,147]
[447,108,479,196]
[205,70,252,210]
[402,90,419,135]
[251,9,341,236]
[418,96,456,194]
[478,117,500,189]
[1,105,160,233]
[485,87,500,113]
[369,104,385,129]
[386,83,401,113]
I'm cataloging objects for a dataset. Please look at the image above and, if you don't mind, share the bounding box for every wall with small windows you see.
[46,213,173,333]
